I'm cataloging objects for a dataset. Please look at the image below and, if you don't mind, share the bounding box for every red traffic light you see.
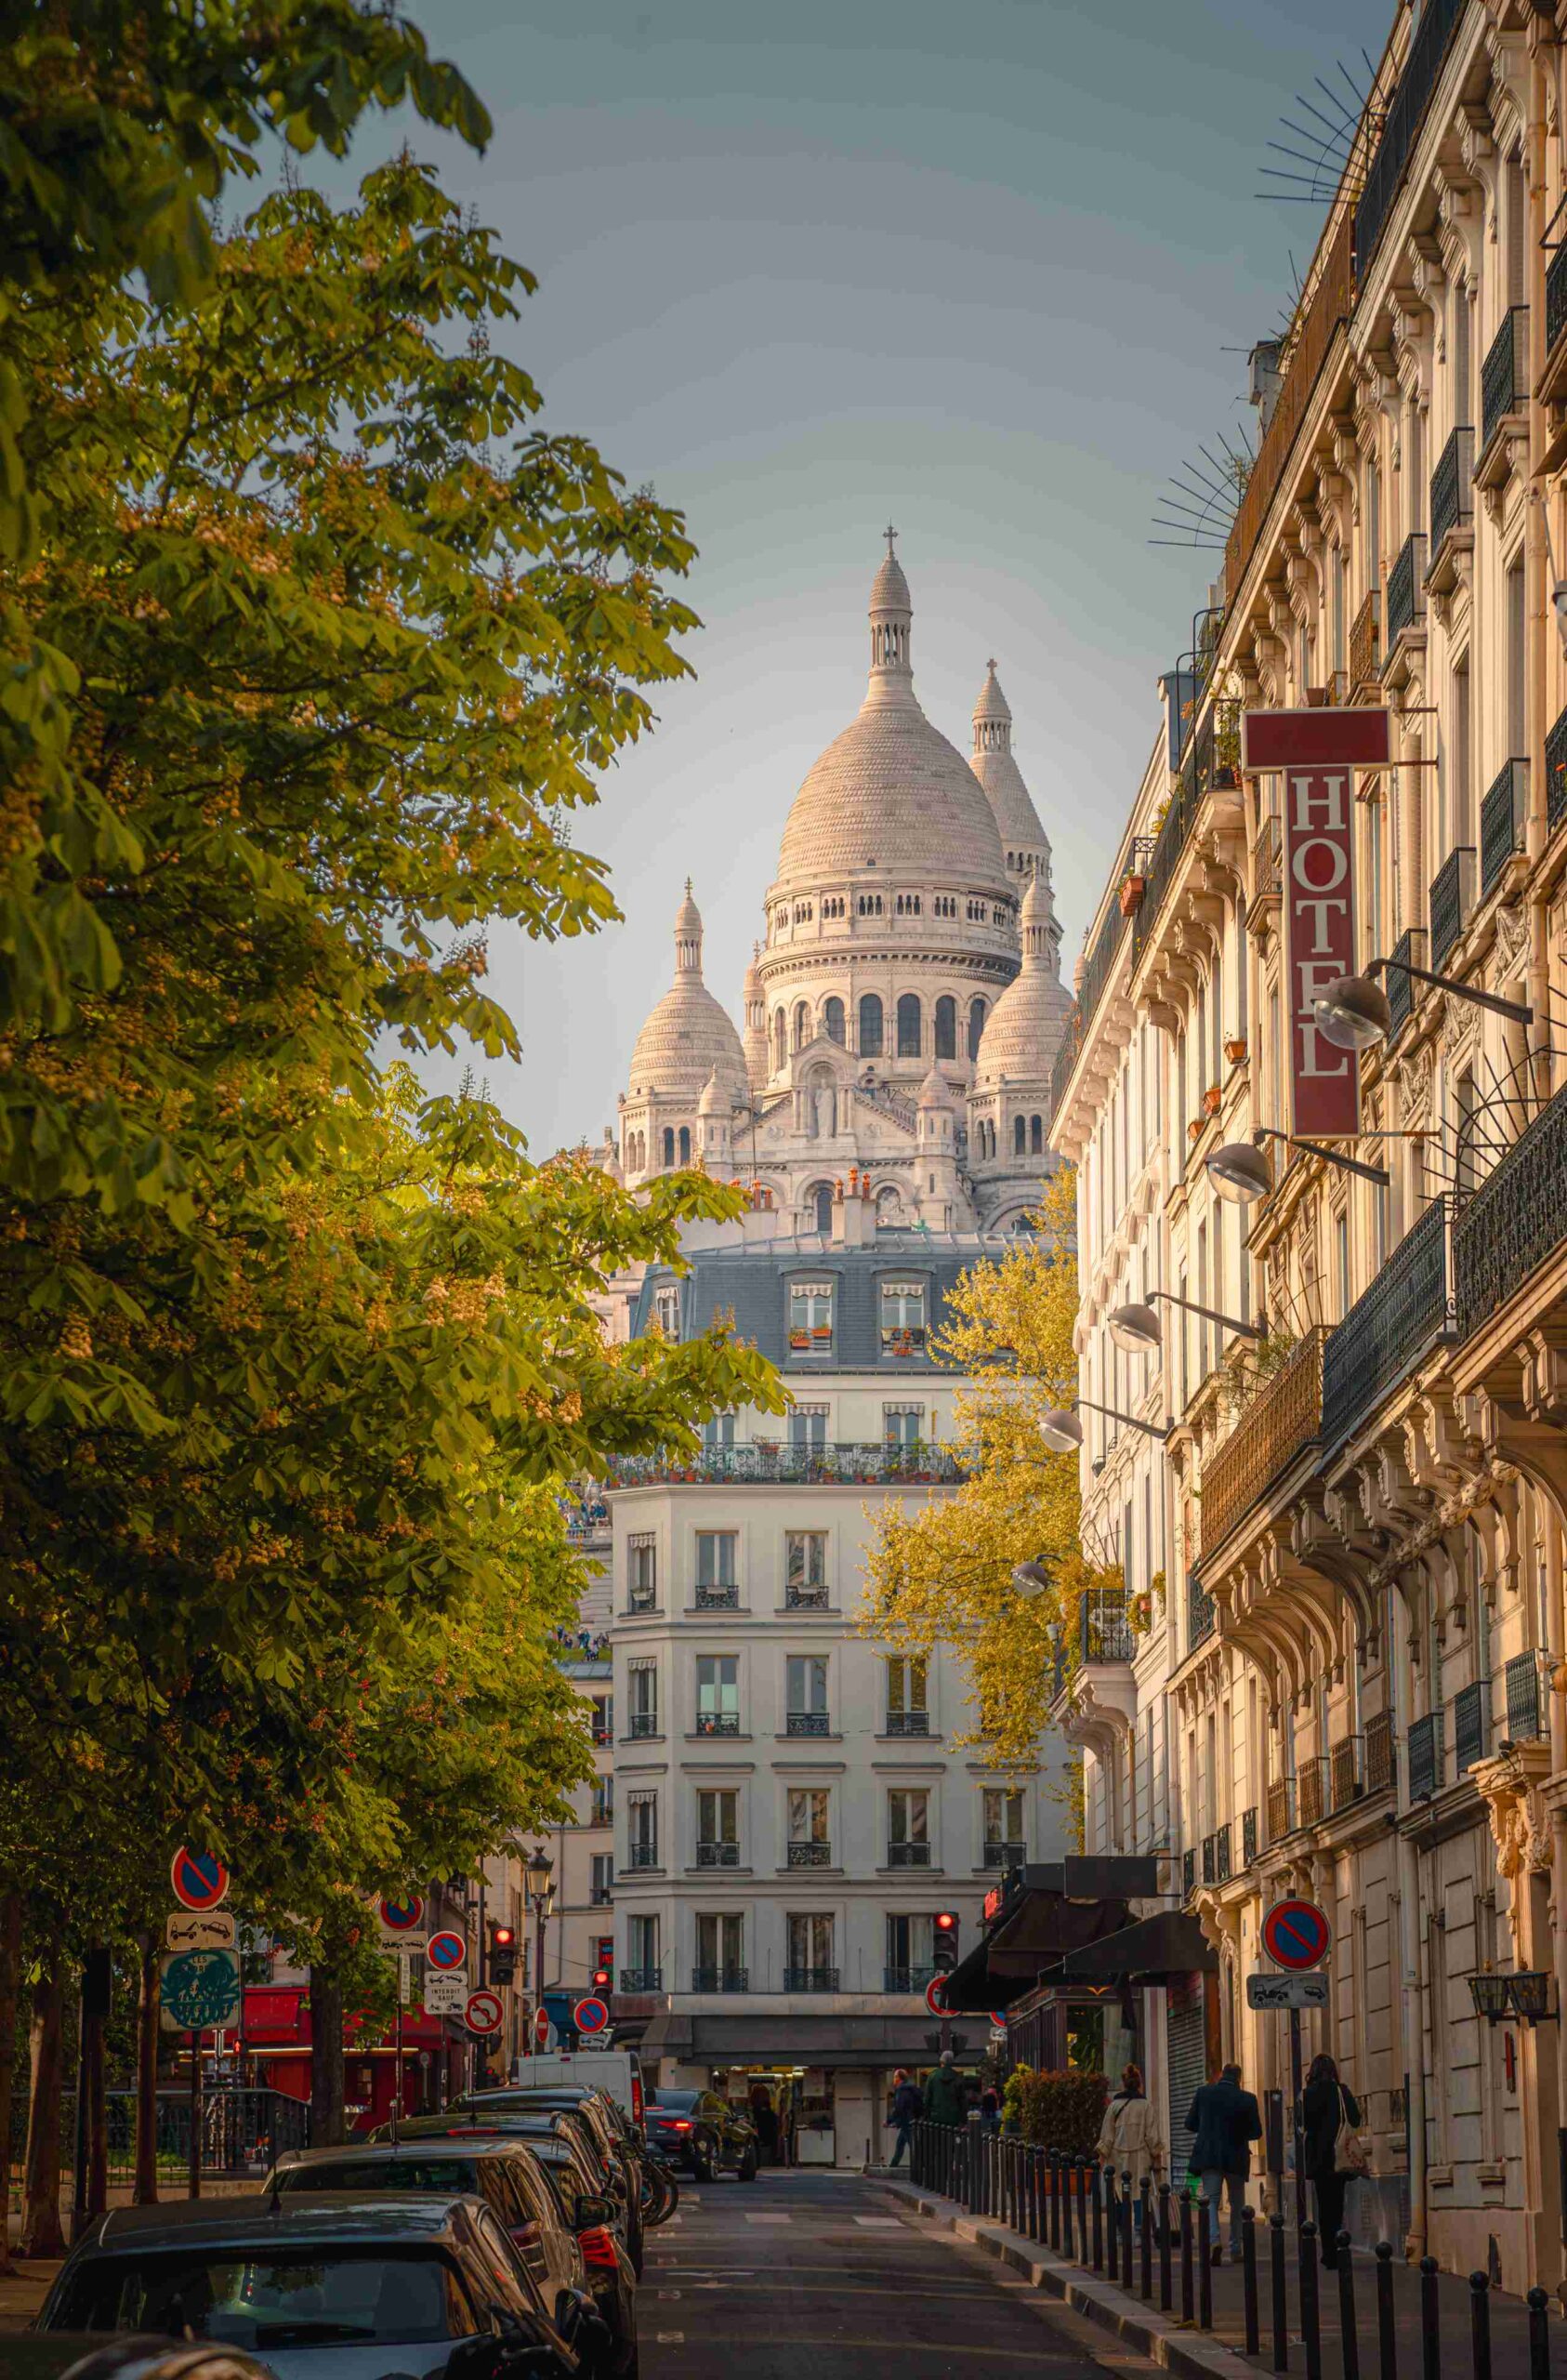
[592,1967,612,1990]
[935,1911,957,1931]
[492,1924,517,1948]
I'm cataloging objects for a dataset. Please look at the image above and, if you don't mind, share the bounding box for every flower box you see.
[1118,874,1146,917]
[1203,1085,1222,1117]
[1187,1118,1205,1144]
[1211,763,1239,791]
[788,1331,810,1350]
[1224,1038,1247,1065]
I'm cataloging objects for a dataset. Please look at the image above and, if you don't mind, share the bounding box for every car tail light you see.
[632,2075,643,2124]
[579,2227,619,2269]
[668,2119,691,2133]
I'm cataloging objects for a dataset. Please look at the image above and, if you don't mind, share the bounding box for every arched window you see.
[876,1184,902,1224]
[859,994,884,1057]
[934,996,956,1060]
[794,1000,810,1051]
[1031,1114,1043,1155]
[1013,1116,1025,1156]
[679,1125,691,1166]
[897,994,921,1057]
[824,997,846,1045]
[774,1009,787,1071]
[664,1127,676,1168]
[969,997,987,1056]
[812,1183,833,1233]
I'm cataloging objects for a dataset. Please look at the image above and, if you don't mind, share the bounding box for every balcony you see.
[1250,813,1282,922]
[1267,1778,1295,1843]
[786,1841,831,1868]
[589,1884,613,1907]
[627,1589,657,1616]
[885,1711,930,1737]
[1080,1587,1136,1664]
[984,1841,1026,1870]
[1226,208,1354,595]
[1409,1712,1444,1802]
[694,1584,739,1611]
[1330,1734,1362,1811]
[1426,429,1473,589]
[884,1965,936,1993]
[1549,700,1567,835]
[1199,1327,1326,1555]
[887,1842,931,1869]
[1051,1007,1084,1122]
[627,1843,659,1871]
[1241,1807,1258,1868]
[695,1843,739,1869]
[1429,846,1476,971]
[1074,883,1132,1048]
[1480,309,1528,475]
[1354,0,1463,272]
[1454,1680,1488,1775]
[1349,590,1379,694]
[784,1585,830,1611]
[1365,1712,1395,1796]
[1297,1754,1328,1829]
[1455,1081,1567,1339]
[1384,927,1426,1042]
[1187,1573,1216,1653]
[1382,534,1427,666]
[691,1967,747,1993]
[1551,243,1567,365]
[618,1967,662,1993]
[1480,760,1527,902]
[628,1712,659,1740]
[1201,1825,1231,1885]
[786,1712,830,1737]
[1322,1197,1454,1451]
[783,1967,839,1994]
[606,1441,968,1488]
[1505,1651,1547,1744]
[694,1713,741,1738]
[1182,1848,1196,1899]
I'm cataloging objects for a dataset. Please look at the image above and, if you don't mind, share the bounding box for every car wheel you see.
[737,2144,758,2182]
[693,2146,717,2185]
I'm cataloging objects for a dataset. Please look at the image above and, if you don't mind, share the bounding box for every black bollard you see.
[1075,2158,1087,2263]
[1420,2254,1441,2380]
[1241,2204,1259,2355]
[1271,2211,1289,2373]
[1300,2221,1321,2380]
[1140,2177,1152,2301]
[1376,2242,1396,2380]
[1092,2160,1103,2273]
[1528,2286,1550,2380]
[1122,2170,1135,2289]
[1336,2234,1359,2380]
[1468,2271,1492,2380]
[1104,2166,1117,2274]
[1031,2146,1042,2241]
[1158,2180,1173,2312]
[1180,2188,1194,2326]
[1197,2195,1213,2330]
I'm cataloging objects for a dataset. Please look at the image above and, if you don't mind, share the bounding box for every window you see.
[793,1000,809,1051]
[696,1788,740,1867]
[627,1533,657,1613]
[589,1853,613,1906]
[886,1654,928,1734]
[786,1654,829,1734]
[824,996,845,1044]
[696,1655,740,1734]
[1030,1114,1043,1155]
[785,1530,829,1607]
[1335,1210,1350,1318]
[859,993,884,1055]
[1013,1115,1025,1156]
[785,1911,836,1990]
[883,1403,923,1448]
[627,1792,658,1870]
[695,1530,738,1606]
[773,1009,786,1071]
[626,1912,659,1989]
[654,1286,679,1337]
[591,1694,612,1746]
[880,1278,927,1353]
[983,1788,1024,1867]
[694,1912,745,1990]
[789,1279,834,1355]
[896,993,921,1056]
[934,996,956,1058]
[888,1788,930,1866]
[811,1182,833,1233]
[703,1410,734,1450]
[591,1775,613,1825]
[787,1788,830,1866]
[627,1659,658,1738]
[886,1912,934,1990]
[662,1127,675,1168]
[968,997,987,1056]
[789,1403,828,1449]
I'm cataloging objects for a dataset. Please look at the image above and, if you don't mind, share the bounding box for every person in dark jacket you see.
[1185,2062,1263,2262]
[1302,2053,1361,2266]
[889,2068,922,2166]
[923,2050,967,2128]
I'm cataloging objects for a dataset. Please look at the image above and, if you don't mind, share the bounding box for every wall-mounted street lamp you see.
[1313,958,1534,1051]
[1041,1399,1171,1452]
[1108,1289,1264,1354]
[1465,1968,1555,2027]
[1206,1125,1391,1203]
[1009,1560,1053,1599]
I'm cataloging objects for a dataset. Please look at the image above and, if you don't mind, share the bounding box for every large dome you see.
[771,545,1009,899]
[626,883,747,1103]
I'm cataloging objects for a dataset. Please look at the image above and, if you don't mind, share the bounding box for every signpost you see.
[423,1973,466,2016]
[534,2004,552,2050]
[573,1996,610,2037]
[1246,1972,1329,2011]
[427,1931,468,1974]
[466,1990,505,2038]
[1258,1897,1333,2228]
[169,1850,230,1913]
[377,1896,427,1943]
[165,1911,236,1952]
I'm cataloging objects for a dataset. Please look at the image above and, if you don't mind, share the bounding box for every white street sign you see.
[165,1911,236,1952]
[1247,1971,1329,2011]
[377,1936,428,1959]
[423,1973,467,2016]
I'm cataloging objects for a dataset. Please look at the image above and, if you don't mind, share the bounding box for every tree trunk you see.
[134,1933,160,2205]
[309,1970,345,2148]
[21,1957,66,2257]
[82,1949,110,2220]
[0,1893,23,2275]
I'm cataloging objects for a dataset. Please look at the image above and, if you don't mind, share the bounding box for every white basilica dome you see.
[625,882,748,1104]
[974,873,1073,1092]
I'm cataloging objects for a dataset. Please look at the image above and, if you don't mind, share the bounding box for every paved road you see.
[640,2168,1142,2380]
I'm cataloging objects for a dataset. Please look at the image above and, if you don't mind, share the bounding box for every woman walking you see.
[1301,2052,1361,2266]
[1096,2063,1165,2225]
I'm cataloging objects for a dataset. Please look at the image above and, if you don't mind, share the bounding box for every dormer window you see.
[880,1281,927,1354]
[789,1280,834,1355]
[654,1286,680,1337]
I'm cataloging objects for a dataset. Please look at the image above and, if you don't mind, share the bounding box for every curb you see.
[876,2179,1258,2380]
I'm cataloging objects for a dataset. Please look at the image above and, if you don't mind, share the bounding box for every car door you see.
[465,2206,570,2369]
[505,2151,585,2317]
[489,2159,553,2300]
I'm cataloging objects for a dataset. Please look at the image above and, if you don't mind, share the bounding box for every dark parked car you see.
[0,2345,276,2380]
[468,2093,645,2262]
[645,2091,757,2184]
[37,2192,591,2380]
[486,2131,640,2380]
[388,2104,643,2281]
[270,2140,636,2380]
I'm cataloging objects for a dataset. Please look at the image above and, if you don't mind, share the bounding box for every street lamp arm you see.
[1370,953,1534,1025]
[1256,1125,1389,1187]
[1074,1395,1171,1443]
[1149,1288,1264,1342]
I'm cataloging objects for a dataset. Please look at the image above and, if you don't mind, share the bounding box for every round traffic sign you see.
[926,1975,949,2016]
[170,1848,230,1913]
[1262,1897,1332,1973]
[379,1895,425,1934]
[427,1931,468,1973]
[533,2004,552,2047]
[574,1996,610,2035]
[465,1989,504,2038]
[990,2010,1008,2030]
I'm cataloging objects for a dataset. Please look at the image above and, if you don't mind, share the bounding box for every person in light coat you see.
[1096,2063,1165,2224]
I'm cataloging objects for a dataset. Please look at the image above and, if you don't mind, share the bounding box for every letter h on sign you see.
[1241,710,1391,1139]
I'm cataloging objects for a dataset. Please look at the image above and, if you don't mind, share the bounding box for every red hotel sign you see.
[1241,708,1390,1138]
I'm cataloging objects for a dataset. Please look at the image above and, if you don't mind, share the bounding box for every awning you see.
[1057,1911,1218,1983]
[943,1888,1134,2013]
[639,2011,962,2070]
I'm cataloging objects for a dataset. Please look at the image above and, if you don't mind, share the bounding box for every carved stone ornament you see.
[1471,1744,1553,1949]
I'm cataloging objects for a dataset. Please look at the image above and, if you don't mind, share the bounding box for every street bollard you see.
[1336,2234,1358,2380]
[1092,2160,1103,2272]
[1299,2221,1321,2380]
[1140,2177,1152,2301]
[1179,2189,1194,2326]
[1527,2286,1550,2380]
[1050,2149,1061,2249]
[1079,2158,1090,2266]
[1122,2169,1135,2289]
[1271,2211,1288,2374]
[1197,2196,1212,2331]
[1158,2180,1173,2312]
[1105,2166,1118,2273]
[1420,2254,1441,2380]
[1468,2271,1492,2380]
[1241,2204,1259,2355]
[1376,2242,1396,2380]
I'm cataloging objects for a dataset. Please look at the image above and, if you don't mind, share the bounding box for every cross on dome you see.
[884,522,898,561]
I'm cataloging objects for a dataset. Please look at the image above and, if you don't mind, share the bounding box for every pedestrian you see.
[980,2083,1001,2134]
[1301,2053,1362,2266]
[1184,2060,1262,2263]
[923,2049,967,2128]
[750,2082,780,2165]
[1096,2063,1165,2224]
[889,2067,922,2167]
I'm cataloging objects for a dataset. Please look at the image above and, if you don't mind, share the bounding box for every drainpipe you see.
[1528,50,1554,1102]
[1391,1584,1427,2255]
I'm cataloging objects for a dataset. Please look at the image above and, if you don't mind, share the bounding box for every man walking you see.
[1184,2060,1262,2263]
[889,2068,922,2166]
[923,2050,967,2128]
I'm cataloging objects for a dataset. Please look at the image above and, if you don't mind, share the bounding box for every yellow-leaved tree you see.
[860,1168,1122,1778]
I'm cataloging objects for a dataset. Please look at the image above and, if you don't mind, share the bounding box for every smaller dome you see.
[675,877,702,936]
[870,549,912,615]
[743,943,761,997]
[698,1067,726,1117]
[973,659,1011,724]
[918,1064,954,1110]
[626,885,748,1104]
[974,873,1073,1095]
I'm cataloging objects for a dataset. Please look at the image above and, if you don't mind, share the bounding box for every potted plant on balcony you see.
[1118,871,1146,917]
[1128,1589,1153,1634]
[1203,1084,1223,1117]
[1224,1036,1247,1066]
[1187,1117,1205,1144]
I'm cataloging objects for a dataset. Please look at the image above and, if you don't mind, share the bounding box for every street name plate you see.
[1247,1970,1329,2011]
[422,1973,467,2016]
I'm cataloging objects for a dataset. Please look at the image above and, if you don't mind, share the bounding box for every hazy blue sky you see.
[348,0,1376,1150]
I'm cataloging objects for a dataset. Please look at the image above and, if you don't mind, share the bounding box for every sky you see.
[338,0,1379,1151]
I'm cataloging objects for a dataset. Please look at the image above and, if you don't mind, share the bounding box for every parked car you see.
[469,2092,645,2264]
[388,2104,643,2281]
[481,2130,640,2380]
[268,2140,634,2378]
[1,2344,277,2380]
[37,2193,592,2380]
[645,2090,757,2184]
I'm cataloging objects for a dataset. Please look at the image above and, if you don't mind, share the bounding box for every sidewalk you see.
[878,2176,1567,2380]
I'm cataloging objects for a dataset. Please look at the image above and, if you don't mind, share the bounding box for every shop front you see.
[639,2012,948,2168]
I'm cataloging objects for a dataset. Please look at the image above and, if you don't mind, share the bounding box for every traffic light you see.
[932,1911,959,1975]
[490,1924,519,1987]
[592,1964,613,1993]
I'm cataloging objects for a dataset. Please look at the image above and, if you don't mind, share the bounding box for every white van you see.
[506,2047,646,2130]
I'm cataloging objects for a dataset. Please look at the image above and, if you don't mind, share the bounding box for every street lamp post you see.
[524,1854,555,2057]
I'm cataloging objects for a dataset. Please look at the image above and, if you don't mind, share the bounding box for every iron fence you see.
[1330,1733,1362,1811]
[1382,533,1427,656]
[1481,760,1527,900]
[1429,846,1475,970]
[1297,1754,1328,1828]
[690,1967,747,1993]
[885,1711,930,1737]
[606,1442,968,1487]
[782,1967,839,1993]
[1364,1710,1396,1795]
[1549,699,1567,832]
[1454,1679,1488,1774]
[7,2089,309,2193]
[1455,1081,1567,1339]
[1409,1712,1444,1802]
[1429,426,1473,556]
[1354,0,1464,273]
[618,1967,662,1992]
[1268,1777,1295,1842]
[1241,1806,1258,1866]
[1350,588,1379,690]
[1081,1587,1136,1663]
[1551,242,1567,358]
[1481,308,1528,450]
[1199,1328,1326,1554]
[1506,1649,1548,1745]
[1385,927,1425,1041]
[1187,1572,1216,1651]
[1322,1197,1454,1452]
[787,1841,830,1867]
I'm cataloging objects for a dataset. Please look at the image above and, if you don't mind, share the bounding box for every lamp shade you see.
[1313,972,1392,1051]
[1010,1560,1052,1598]
[524,1852,554,1899]
[1108,1302,1162,1354]
[1205,1140,1272,1205]
[1465,1970,1513,2024]
[1508,1970,1552,2024]
[1041,1408,1084,1453]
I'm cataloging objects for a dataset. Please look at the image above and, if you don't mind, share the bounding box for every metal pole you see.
[1376,2243,1397,2379]
[1140,2177,1152,2301]
[72,1973,87,2235]
[1122,2168,1134,2290]
[1300,2220,1321,2380]
[1077,2157,1089,2265]
[1420,2255,1441,2380]
[1091,2159,1103,2271]
[1290,2008,1307,2232]
[1158,2179,1172,2310]
[188,2030,202,2202]
[1527,2286,1549,2380]
[1242,2205,1259,2355]
[391,1955,404,2147]
[1468,2271,1492,2380]
[1198,2195,1213,2330]
[1337,2234,1358,2380]
[1271,2211,1288,2373]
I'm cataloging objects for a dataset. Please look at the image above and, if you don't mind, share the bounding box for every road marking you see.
[852,2215,904,2227]
[655,2290,682,2299]
[654,2334,685,2345]
[743,2212,792,2223]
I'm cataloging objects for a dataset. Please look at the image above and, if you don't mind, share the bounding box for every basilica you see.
[612,537,1074,1235]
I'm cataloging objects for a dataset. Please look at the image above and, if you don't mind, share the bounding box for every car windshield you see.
[652,2092,699,2114]
[280,2160,479,2195]
[52,2250,453,2348]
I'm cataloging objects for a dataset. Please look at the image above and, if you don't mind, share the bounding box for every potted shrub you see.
[1187,1117,1205,1144]
[1203,1084,1222,1117]
[1128,1589,1152,1634]
[1211,762,1239,791]
[1225,1037,1247,1065]
[1118,872,1146,917]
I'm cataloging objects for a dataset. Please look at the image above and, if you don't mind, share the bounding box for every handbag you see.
[1334,2085,1370,2177]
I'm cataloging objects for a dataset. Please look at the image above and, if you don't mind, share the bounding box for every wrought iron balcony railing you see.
[783,1966,839,1993]
[1505,1650,1547,1745]
[1385,927,1425,1042]
[1551,242,1567,359]
[984,1841,1026,1869]
[1080,1587,1137,1663]
[1330,1734,1362,1811]
[627,1588,657,1615]
[1549,699,1567,834]
[694,1713,741,1737]
[786,1712,830,1737]
[627,1843,660,1870]
[1182,1848,1196,1899]
[1354,0,1463,273]
[784,1585,830,1610]
[786,1841,831,1868]
[1241,1807,1258,1868]
[628,1712,659,1739]
[618,1967,662,1993]
[1429,427,1474,559]
[605,1442,969,1487]
[1267,1778,1295,1843]
[695,1584,739,1610]
[1200,1824,1231,1885]
[1051,1007,1084,1121]
[1364,1711,1395,1796]
[1455,1081,1567,1339]
[887,1841,931,1868]
[1408,1711,1444,1801]
[691,1967,748,1993]
[885,1711,930,1737]
[1429,846,1476,971]
[1454,1680,1488,1774]
[1297,1754,1328,1829]
[1199,1327,1327,1554]
[1349,588,1379,691]
[695,1843,739,1869]
[884,1964,937,1993]
[1188,1573,1216,1652]
[1251,813,1282,913]
[1322,1197,1454,1452]
[1227,209,1354,595]
[589,1884,613,1907]
[1382,533,1427,658]
[1481,308,1528,451]
[1480,760,1527,901]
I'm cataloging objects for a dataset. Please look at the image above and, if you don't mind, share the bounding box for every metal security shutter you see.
[1166,1999,1208,2188]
